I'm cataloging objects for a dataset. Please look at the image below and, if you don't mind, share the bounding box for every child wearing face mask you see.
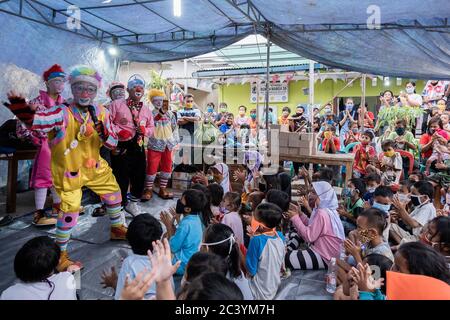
[278,106,291,126]
[221,192,244,246]
[420,216,450,261]
[377,140,403,187]
[344,208,394,266]
[390,181,437,246]
[363,173,381,205]
[353,130,376,178]
[235,105,251,127]
[160,189,206,275]
[322,124,340,154]
[338,98,356,147]
[344,122,360,146]
[246,203,285,300]
[424,127,450,176]
[207,183,224,221]
[338,178,366,235]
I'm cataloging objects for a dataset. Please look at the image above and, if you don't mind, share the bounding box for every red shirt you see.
[363,111,375,128]
[420,129,450,158]
[322,136,340,153]
[353,143,376,174]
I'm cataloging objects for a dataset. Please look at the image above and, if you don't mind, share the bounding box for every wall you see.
[219,78,426,116]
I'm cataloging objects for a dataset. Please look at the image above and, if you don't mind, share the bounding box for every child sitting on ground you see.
[246,203,285,300]
[1,236,76,300]
[221,192,244,246]
[207,183,224,221]
[160,189,206,276]
[344,122,360,146]
[353,130,376,178]
[322,124,340,154]
[114,214,170,300]
[363,173,381,206]
[369,140,403,187]
[338,178,366,235]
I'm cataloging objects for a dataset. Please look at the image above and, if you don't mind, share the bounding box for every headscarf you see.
[213,163,231,193]
[244,150,262,182]
[309,181,345,240]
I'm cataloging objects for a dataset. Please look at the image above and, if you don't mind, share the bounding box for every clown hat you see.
[69,66,102,87]
[106,81,125,97]
[127,74,145,89]
[149,88,165,99]
[43,64,65,82]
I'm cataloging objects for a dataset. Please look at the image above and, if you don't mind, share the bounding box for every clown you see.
[15,64,65,226]
[109,75,154,215]
[5,66,128,271]
[142,88,178,200]
[105,81,126,107]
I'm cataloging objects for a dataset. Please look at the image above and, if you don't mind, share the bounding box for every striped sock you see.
[55,211,79,251]
[145,174,156,190]
[107,203,123,227]
[160,172,171,189]
[35,188,48,210]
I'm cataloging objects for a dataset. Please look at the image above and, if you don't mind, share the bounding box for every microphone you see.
[87,105,104,140]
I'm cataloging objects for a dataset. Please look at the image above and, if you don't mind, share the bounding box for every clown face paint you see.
[46,77,65,95]
[128,86,144,101]
[72,82,97,107]
[110,87,126,101]
[151,96,164,109]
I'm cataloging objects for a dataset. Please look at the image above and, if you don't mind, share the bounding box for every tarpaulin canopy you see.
[0,0,449,79]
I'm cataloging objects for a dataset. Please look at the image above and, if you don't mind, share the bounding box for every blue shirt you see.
[169,214,203,275]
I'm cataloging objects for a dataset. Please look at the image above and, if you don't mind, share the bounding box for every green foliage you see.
[147,70,167,90]
[376,106,425,130]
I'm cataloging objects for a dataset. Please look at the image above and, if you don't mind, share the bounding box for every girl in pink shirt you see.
[285,181,345,269]
[221,192,244,245]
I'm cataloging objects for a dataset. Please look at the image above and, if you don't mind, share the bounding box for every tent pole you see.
[184,59,188,95]
[309,60,315,132]
[360,74,367,131]
[265,30,271,140]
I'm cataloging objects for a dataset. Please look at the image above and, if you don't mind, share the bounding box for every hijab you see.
[309,181,345,241]
[213,163,231,193]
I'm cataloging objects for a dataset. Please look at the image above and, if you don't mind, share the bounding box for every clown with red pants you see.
[143,89,178,200]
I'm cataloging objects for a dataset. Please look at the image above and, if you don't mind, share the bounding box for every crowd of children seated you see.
[2,81,450,300]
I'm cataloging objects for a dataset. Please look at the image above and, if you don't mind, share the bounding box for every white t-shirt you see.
[410,202,436,236]
[227,271,253,300]
[1,272,76,300]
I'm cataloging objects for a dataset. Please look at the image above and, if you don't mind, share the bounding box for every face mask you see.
[346,104,353,110]
[428,128,435,135]
[372,201,391,214]
[411,195,426,207]
[220,107,227,113]
[398,194,410,203]
[176,199,187,214]
[395,127,405,136]
[326,120,334,125]
[357,229,375,244]
[244,202,252,211]
[297,110,303,116]
[384,150,395,157]
[250,113,257,120]
[406,87,414,94]
[342,188,354,198]
[201,235,236,255]
[325,108,331,113]
[352,128,358,134]
[185,102,193,109]
[219,206,230,215]
[367,187,376,193]
[324,131,332,139]
[207,107,214,113]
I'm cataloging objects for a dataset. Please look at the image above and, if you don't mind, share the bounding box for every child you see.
[379,140,403,186]
[322,124,340,154]
[425,127,450,175]
[353,130,376,178]
[344,122,360,146]
[115,214,165,300]
[235,105,251,127]
[249,108,258,131]
[278,106,291,126]
[219,113,236,147]
[344,208,394,266]
[190,183,214,228]
[246,203,285,300]
[363,173,381,205]
[338,178,366,234]
[207,183,224,221]
[214,102,228,127]
[419,216,450,258]
[160,189,206,275]
[1,236,76,300]
[391,181,436,245]
[221,192,244,245]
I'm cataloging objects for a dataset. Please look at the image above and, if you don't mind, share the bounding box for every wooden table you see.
[279,151,355,185]
[0,149,36,213]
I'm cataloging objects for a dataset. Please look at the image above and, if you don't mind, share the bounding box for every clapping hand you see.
[147,239,181,284]
[101,266,118,289]
[120,268,156,300]
[233,168,246,182]
[344,239,361,258]
[350,263,384,293]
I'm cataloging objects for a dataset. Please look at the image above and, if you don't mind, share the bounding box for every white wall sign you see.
[250,82,288,103]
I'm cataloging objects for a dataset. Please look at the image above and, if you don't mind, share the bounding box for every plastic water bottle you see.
[326,257,337,293]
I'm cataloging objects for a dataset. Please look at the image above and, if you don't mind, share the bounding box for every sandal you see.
[92,205,106,217]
